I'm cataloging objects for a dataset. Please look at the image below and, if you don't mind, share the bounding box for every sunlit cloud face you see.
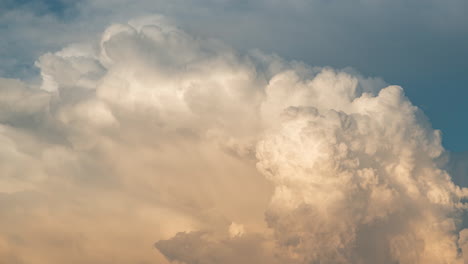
[0,16,467,264]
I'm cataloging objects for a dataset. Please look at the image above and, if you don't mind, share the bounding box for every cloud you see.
[2,1,468,153]
[155,230,283,264]
[0,16,467,264]
[256,85,467,263]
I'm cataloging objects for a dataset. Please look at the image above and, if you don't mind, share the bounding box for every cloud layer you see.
[0,17,467,263]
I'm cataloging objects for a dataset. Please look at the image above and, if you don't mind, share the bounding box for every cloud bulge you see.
[0,16,467,264]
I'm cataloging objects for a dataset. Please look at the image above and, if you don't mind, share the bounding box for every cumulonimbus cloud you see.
[0,16,467,264]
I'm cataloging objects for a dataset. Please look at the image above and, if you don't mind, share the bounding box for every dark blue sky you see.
[1,0,467,151]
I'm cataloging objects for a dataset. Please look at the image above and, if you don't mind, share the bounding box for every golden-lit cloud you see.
[0,16,467,264]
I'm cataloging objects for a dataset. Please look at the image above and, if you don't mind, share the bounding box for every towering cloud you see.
[0,16,466,264]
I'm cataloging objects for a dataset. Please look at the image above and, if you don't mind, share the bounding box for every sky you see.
[1,1,468,263]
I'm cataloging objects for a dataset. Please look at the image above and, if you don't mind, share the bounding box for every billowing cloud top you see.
[1,16,467,264]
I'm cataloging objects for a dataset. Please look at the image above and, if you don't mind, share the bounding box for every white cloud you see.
[0,16,466,264]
